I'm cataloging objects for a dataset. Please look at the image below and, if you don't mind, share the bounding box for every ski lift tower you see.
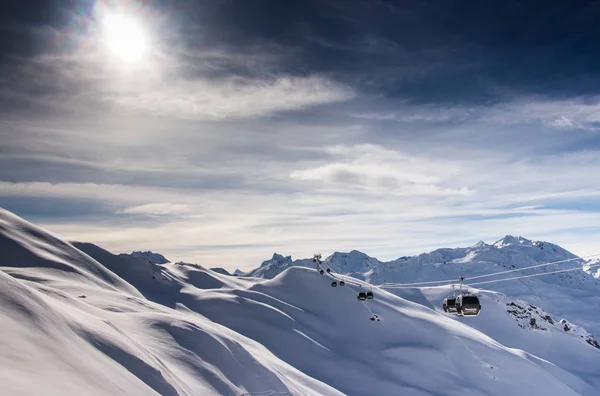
[313,254,323,274]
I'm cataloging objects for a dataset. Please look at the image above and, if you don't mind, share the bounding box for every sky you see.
[1,0,600,270]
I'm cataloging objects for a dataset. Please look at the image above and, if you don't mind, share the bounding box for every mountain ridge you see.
[245,234,600,336]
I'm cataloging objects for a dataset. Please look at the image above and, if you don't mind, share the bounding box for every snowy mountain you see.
[209,267,232,276]
[245,253,313,279]
[130,250,170,264]
[585,258,600,279]
[394,285,600,393]
[248,236,600,334]
[2,207,600,395]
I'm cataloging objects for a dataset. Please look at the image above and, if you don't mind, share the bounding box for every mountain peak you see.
[494,235,533,248]
[259,253,292,268]
[330,250,371,259]
[210,267,231,276]
[472,241,488,249]
[130,251,169,264]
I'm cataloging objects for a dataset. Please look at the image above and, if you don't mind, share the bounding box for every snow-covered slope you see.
[395,285,600,394]
[73,242,184,308]
[248,236,600,334]
[245,253,311,278]
[209,267,232,276]
[130,250,170,264]
[0,209,142,297]
[2,208,600,395]
[585,258,600,279]
[0,209,340,396]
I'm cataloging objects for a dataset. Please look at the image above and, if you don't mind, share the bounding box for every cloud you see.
[0,182,196,208]
[2,0,600,270]
[350,96,600,133]
[119,203,193,217]
[6,54,355,120]
[551,116,581,129]
[103,75,355,120]
[353,106,479,124]
[0,11,355,121]
[290,144,474,196]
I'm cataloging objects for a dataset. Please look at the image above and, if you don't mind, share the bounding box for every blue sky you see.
[1,0,600,270]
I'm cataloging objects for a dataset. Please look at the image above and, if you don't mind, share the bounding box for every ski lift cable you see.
[466,262,600,287]
[380,262,600,290]
[379,253,600,288]
[320,263,375,310]
[466,253,600,281]
[320,260,361,287]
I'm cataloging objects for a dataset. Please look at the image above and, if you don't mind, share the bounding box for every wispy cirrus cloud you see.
[104,75,355,120]
[3,51,355,120]
[353,96,600,133]
[291,144,473,196]
[119,203,194,217]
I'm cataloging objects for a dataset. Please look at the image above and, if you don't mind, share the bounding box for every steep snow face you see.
[585,258,600,279]
[0,269,338,396]
[0,209,141,297]
[0,213,342,396]
[397,286,600,394]
[130,250,169,264]
[74,242,183,308]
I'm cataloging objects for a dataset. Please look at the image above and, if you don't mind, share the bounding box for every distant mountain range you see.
[244,235,600,334]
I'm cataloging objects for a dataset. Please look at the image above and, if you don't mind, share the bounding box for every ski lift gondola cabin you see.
[442,297,457,313]
[455,294,481,317]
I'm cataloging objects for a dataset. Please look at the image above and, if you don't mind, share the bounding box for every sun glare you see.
[102,14,148,63]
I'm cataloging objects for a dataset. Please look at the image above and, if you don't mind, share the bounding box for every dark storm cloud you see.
[0,0,95,58]
[3,0,600,105]
[161,0,600,104]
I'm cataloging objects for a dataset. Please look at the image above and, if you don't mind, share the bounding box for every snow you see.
[584,258,600,279]
[130,251,170,264]
[209,267,232,276]
[395,286,600,394]
[0,208,338,396]
[2,209,600,395]
[247,235,600,335]
[245,253,313,279]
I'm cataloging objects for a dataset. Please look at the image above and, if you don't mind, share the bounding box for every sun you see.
[102,14,148,63]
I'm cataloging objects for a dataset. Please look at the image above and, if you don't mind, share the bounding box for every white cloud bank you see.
[119,203,193,217]
[291,144,474,196]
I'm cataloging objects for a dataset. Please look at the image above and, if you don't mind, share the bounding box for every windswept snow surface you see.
[395,286,600,395]
[0,209,339,396]
[130,251,170,264]
[1,208,600,395]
